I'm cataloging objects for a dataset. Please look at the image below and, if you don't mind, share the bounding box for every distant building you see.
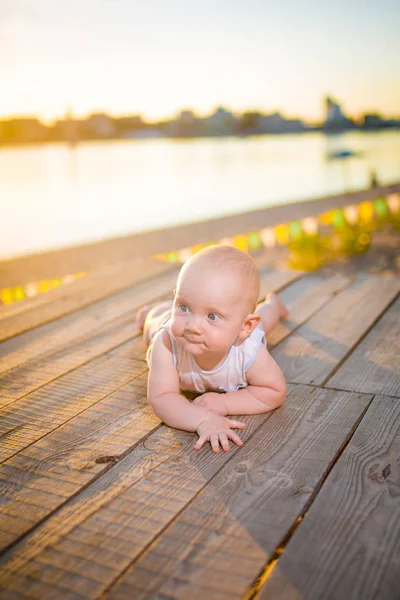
[84,113,116,138]
[204,107,236,135]
[362,113,384,128]
[324,96,354,130]
[0,118,48,144]
[115,115,144,137]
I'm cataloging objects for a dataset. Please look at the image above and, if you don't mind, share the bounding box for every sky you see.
[1,0,399,124]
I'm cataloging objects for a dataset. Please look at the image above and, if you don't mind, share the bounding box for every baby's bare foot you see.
[135,304,155,331]
[266,292,289,320]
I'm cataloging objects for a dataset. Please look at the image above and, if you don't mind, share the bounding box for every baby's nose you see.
[186,314,203,333]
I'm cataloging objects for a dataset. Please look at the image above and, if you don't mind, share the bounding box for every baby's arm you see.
[148,331,245,451]
[194,345,286,415]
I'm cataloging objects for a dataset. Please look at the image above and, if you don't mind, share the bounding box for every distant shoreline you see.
[1,124,400,151]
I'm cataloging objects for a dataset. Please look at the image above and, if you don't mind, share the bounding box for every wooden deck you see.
[0,231,399,600]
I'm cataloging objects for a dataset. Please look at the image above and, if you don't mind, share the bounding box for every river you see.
[1,129,399,260]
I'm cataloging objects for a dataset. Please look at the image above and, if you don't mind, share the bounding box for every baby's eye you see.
[179,304,189,313]
[207,313,219,321]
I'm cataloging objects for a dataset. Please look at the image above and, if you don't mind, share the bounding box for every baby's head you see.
[170,245,261,361]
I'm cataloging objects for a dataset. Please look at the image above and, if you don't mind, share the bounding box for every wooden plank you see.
[0,268,178,375]
[0,427,190,585]
[259,394,400,600]
[271,275,400,386]
[0,355,145,462]
[326,296,400,397]
[0,356,145,462]
[0,316,143,407]
[0,258,173,341]
[0,373,161,555]
[2,183,398,289]
[98,387,371,600]
[0,386,370,599]
[267,272,351,348]
[0,414,268,600]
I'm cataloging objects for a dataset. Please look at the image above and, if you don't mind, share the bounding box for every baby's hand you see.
[193,392,228,416]
[195,413,245,453]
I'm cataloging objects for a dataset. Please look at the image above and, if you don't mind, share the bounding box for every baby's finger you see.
[227,430,244,447]
[227,419,246,429]
[210,434,220,453]
[192,397,202,405]
[194,435,206,451]
[218,432,230,452]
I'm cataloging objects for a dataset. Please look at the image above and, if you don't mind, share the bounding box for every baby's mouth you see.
[183,335,202,344]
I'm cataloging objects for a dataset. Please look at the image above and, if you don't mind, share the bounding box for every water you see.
[1,130,399,260]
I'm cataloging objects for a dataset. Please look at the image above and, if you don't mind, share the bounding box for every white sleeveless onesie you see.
[147,318,267,394]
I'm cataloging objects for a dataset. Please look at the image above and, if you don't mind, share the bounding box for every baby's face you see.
[170,264,251,365]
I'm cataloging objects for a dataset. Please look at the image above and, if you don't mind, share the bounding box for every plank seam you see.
[92,415,276,600]
[271,274,355,352]
[0,420,164,560]
[322,288,400,387]
[0,366,148,466]
[243,393,376,600]
[0,332,143,411]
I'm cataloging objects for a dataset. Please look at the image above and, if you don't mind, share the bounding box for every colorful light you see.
[260,228,275,248]
[302,217,318,235]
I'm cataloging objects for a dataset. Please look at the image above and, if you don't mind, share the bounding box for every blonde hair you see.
[179,245,260,312]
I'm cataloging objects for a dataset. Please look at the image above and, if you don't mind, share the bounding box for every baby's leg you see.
[136,300,173,346]
[255,293,289,337]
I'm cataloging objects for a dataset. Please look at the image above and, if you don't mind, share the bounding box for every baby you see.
[136,245,288,453]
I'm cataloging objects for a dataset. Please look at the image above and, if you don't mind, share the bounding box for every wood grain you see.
[267,272,351,348]
[7,386,367,600]
[0,269,178,375]
[101,386,370,600]
[0,410,271,597]
[326,296,400,396]
[0,373,162,555]
[0,355,145,462]
[259,394,400,600]
[271,275,400,386]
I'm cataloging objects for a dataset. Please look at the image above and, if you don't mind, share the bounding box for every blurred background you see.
[1,0,400,262]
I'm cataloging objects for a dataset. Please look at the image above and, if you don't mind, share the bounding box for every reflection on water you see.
[1,130,399,260]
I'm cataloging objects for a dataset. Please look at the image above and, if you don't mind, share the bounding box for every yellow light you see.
[232,234,248,252]
[38,280,52,293]
[319,211,334,225]
[260,227,275,248]
[274,224,290,245]
[0,288,13,305]
[359,201,374,223]
[14,286,25,302]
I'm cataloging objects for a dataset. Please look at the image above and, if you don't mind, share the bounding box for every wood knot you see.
[298,486,313,494]
[235,463,247,473]
[368,463,391,484]
[95,455,120,465]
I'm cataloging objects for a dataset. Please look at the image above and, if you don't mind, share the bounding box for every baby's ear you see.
[236,313,260,344]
